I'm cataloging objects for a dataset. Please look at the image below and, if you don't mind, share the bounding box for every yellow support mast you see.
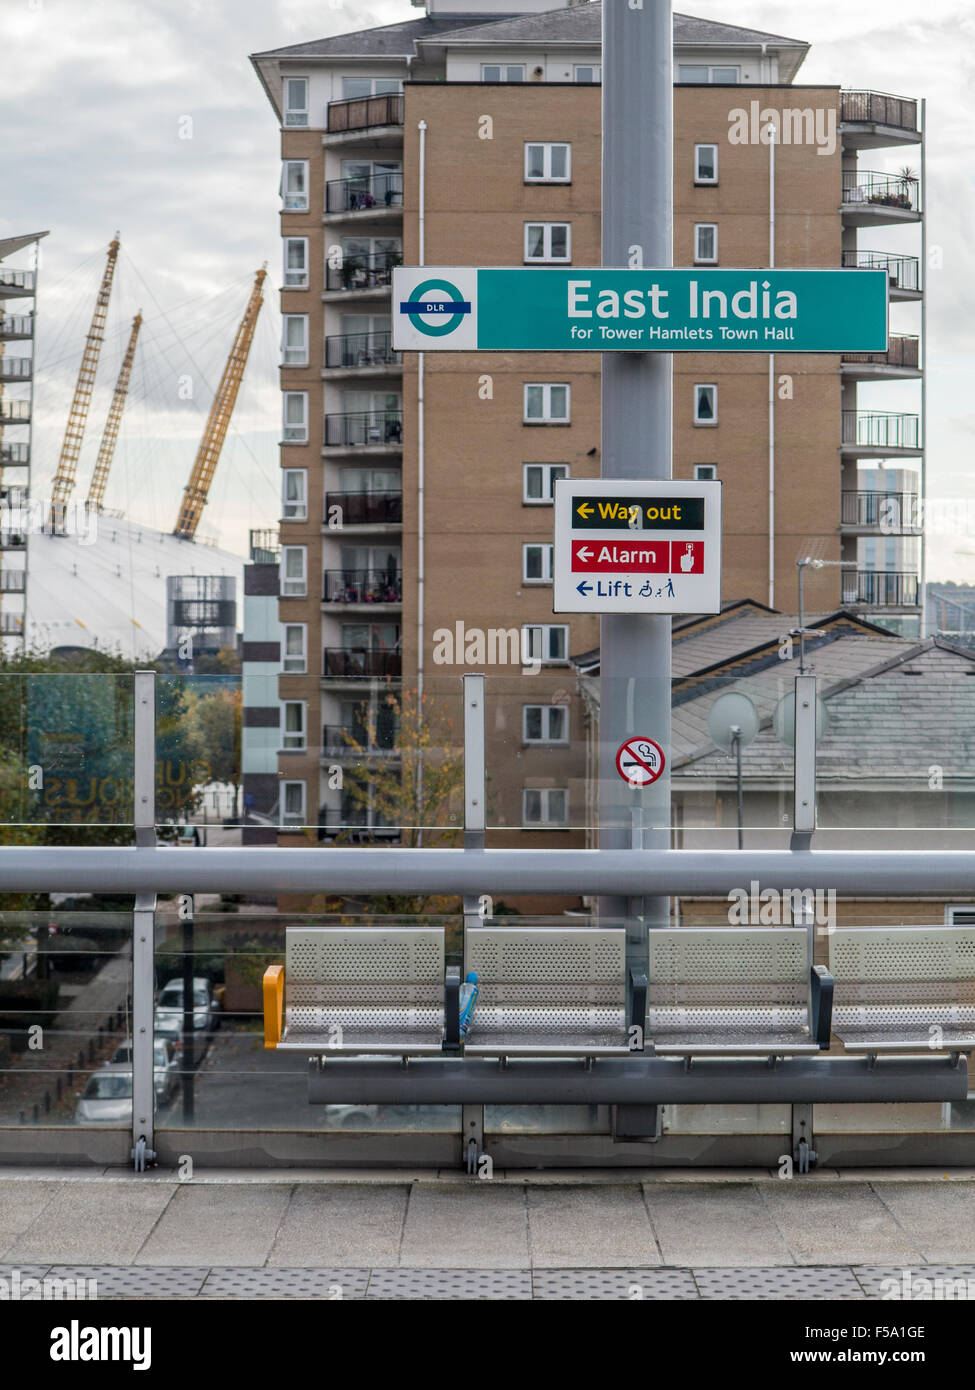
[49,235,120,530]
[87,310,142,511]
[173,266,267,541]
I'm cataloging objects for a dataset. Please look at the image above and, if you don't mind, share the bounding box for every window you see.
[283,238,308,288]
[342,77,402,98]
[574,65,601,83]
[677,65,739,84]
[525,143,571,182]
[282,469,307,521]
[694,384,718,426]
[281,161,309,212]
[281,546,307,597]
[283,392,308,443]
[282,624,307,674]
[282,315,308,366]
[482,64,525,83]
[522,624,569,664]
[284,77,309,126]
[525,222,570,263]
[711,67,740,83]
[523,705,569,744]
[694,463,717,481]
[523,543,555,583]
[694,223,718,264]
[282,701,306,752]
[694,144,718,184]
[281,780,306,826]
[946,906,975,925]
[523,787,569,826]
[523,463,568,504]
[524,383,570,423]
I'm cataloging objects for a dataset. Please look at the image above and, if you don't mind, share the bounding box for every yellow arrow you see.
[576,501,593,519]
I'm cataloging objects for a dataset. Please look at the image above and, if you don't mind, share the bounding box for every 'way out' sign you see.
[553,479,721,614]
[392,267,888,353]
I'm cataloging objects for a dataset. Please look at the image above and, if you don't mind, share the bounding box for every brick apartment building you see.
[246,0,924,860]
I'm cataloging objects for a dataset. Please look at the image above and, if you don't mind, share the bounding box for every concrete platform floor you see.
[3,1168,975,1297]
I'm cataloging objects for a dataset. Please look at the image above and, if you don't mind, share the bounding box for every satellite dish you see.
[773,691,829,747]
[707,691,760,752]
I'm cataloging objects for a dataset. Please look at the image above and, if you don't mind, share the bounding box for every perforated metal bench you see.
[263,926,447,1055]
[647,928,833,1056]
[829,927,975,1054]
[462,926,638,1057]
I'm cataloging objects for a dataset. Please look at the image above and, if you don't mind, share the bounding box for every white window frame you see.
[282,623,307,675]
[284,78,309,127]
[524,383,570,424]
[677,64,740,84]
[694,383,718,426]
[524,222,571,264]
[281,780,306,826]
[574,64,601,83]
[522,542,555,584]
[283,391,308,444]
[281,545,307,597]
[522,787,569,827]
[523,463,569,505]
[521,623,569,665]
[281,160,309,212]
[283,237,308,289]
[524,142,571,183]
[522,704,570,745]
[282,468,307,521]
[694,463,717,481]
[482,64,525,83]
[282,314,309,366]
[282,700,307,752]
[694,143,719,185]
[694,223,718,265]
[946,905,975,925]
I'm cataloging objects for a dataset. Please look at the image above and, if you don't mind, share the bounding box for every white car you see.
[110,1038,179,1105]
[74,1065,136,1125]
[154,976,221,1043]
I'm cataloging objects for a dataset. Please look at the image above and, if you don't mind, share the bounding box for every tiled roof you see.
[417,5,808,48]
[251,14,508,61]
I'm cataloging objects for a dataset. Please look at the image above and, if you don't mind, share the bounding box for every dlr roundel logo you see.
[399,278,472,337]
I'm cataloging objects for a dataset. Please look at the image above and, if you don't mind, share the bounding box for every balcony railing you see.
[326,172,403,213]
[322,647,402,679]
[0,531,27,548]
[842,569,919,607]
[0,443,29,465]
[323,569,403,604]
[325,409,403,447]
[327,93,404,134]
[322,723,400,754]
[0,400,30,423]
[0,570,26,593]
[0,315,34,337]
[840,491,919,529]
[325,491,402,525]
[840,91,919,133]
[325,253,400,293]
[842,170,919,212]
[842,250,920,293]
[842,335,919,369]
[842,411,920,450]
[0,269,35,292]
[249,528,280,563]
[325,330,400,369]
[0,613,24,634]
[0,357,32,379]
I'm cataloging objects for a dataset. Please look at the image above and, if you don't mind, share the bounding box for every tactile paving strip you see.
[366,1268,532,1300]
[854,1266,975,1299]
[47,1266,207,1298]
[201,1267,369,1299]
[533,1268,699,1300]
[694,1266,865,1300]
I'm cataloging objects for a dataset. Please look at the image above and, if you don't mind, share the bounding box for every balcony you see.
[324,253,399,297]
[0,315,34,339]
[248,528,280,564]
[840,91,920,149]
[842,569,919,608]
[322,647,402,681]
[841,170,920,226]
[322,722,400,758]
[326,94,404,136]
[0,269,35,297]
[0,530,27,550]
[0,357,32,383]
[840,490,920,533]
[323,569,403,606]
[325,330,401,372]
[0,443,29,465]
[841,411,921,456]
[0,613,24,635]
[317,805,401,844]
[325,172,403,215]
[841,335,920,380]
[324,491,402,527]
[0,399,30,424]
[324,409,402,449]
[0,570,26,593]
[842,250,920,300]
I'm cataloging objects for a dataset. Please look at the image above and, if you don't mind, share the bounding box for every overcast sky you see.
[2,0,972,580]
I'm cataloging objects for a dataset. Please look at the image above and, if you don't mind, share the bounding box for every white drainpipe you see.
[768,119,776,608]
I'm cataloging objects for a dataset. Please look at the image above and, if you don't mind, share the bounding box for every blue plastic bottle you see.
[458,971,479,1038]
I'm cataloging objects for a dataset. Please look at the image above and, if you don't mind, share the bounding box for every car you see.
[74,1064,136,1126]
[323,1104,384,1130]
[153,976,221,1044]
[110,1038,179,1105]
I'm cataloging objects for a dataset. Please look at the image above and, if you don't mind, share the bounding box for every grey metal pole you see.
[733,729,744,850]
[599,0,673,959]
[132,669,157,1169]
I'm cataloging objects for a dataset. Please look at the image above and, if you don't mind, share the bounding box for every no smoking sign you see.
[615,737,666,787]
